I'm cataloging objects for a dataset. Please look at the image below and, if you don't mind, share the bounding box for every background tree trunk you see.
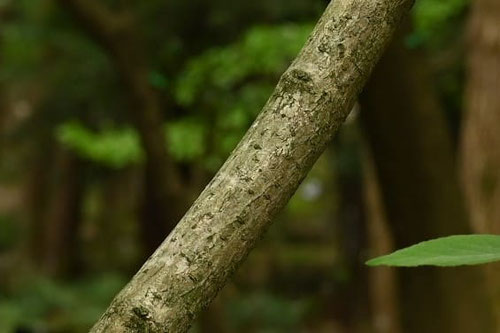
[360,23,494,332]
[362,148,401,333]
[140,164,187,256]
[90,1,414,331]
[333,125,369,332]
[58,0,186,254]
[462,0,500,326]
[25,135,54,263]
[41,146,85,276]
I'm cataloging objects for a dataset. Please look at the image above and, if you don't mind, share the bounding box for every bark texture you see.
[462,0,500,326]
[360,24,494,333]
[90,1,414,331]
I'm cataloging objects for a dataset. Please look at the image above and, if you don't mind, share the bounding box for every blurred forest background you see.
[0,0,499,332]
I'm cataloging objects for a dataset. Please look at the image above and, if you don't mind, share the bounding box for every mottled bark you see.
[90,1,414,331]
[360,24,494,332]
[57,0,185,247]
[462,0,500,326]
[362,148,401,333]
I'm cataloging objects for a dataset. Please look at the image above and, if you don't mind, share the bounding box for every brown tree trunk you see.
[462,0,500,326]
[333,126,369,332]
[0,92,4,145]
[360,23,494,333]
[362,148,401,333]
[197,295,230,333]
[58,0,185,250]
[25,137,55,263]
[41,147,85,276]
[141,164,187,256]
[90,1,414,331]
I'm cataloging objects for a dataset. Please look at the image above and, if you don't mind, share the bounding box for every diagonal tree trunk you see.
[461,0,500,326]
[360,23,494,332]
[90,1,414,331]
[57,0,186,253]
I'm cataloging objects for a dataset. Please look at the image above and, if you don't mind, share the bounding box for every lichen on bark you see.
[90,1,414,332]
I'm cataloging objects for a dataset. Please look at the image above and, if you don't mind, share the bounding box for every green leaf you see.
[366,235,500,267]
[165,119,207,162]
[56,121,143,168]
[149,71,169,90]
[411,0,468,47]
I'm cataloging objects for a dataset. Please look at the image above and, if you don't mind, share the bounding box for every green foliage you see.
[56,24,313,170]
[0,215,20,251]
[1,24,44,79]
[227,292,310,332]
[165,119,207,162]
[367,235,500,267]
[411,0,469,47]
[56,120,208,167]
[0,0,48,79]
[175,24,312,170]
[0,274,126,333]
[176,24,313,105]
[56,122,143,168]
[149,70,170,90]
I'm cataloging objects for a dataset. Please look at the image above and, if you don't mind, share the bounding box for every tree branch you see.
[90,0,414,331]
